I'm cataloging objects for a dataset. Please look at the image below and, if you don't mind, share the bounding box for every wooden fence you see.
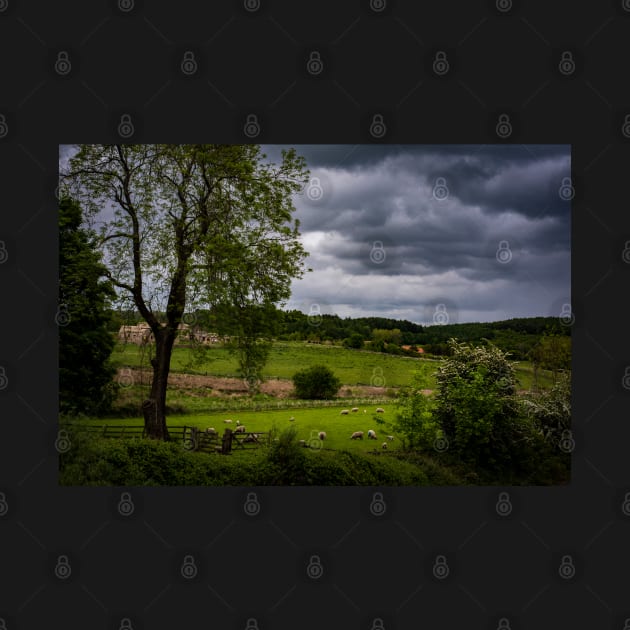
[63,423,269,455]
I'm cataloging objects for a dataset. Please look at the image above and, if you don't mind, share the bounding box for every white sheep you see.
[351,407,359,412]
[236,420,240,425]
[350,431,364,440]
[376,407,385,413]
[364,409,367,413]
[318,431,326,440]
[382,442,388,449]
[224,419,233,423]
[205,427,217,434]
[289,416,295,422]
[234,425,246,433]
[387,435,394,441]
[367,429,377,439]
[340,409,350,415]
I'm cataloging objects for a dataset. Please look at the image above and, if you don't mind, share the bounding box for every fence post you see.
[222,428,233,454]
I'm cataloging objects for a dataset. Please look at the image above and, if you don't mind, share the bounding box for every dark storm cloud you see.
[278,144,570,323]
[60,144,571,323]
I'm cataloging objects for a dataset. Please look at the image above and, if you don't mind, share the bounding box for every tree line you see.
[107,306,570,362]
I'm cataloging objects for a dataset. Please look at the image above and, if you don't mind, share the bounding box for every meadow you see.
[60,340,565,486]
[109,340,553,391]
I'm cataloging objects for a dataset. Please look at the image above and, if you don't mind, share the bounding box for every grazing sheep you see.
[224,419,233,423]
[234,425,246,433]
[376,407,385,413]
[364,409,367,413]
[351,407,359,412]
[236,420,240,425]
[318,431,326,440]
[340,409,349,415]
[387,435,394,441]
[367,429,377,439]
[205,427,216,434]
[382,442,388,449]
[289,416,295,422]
[350,431,364,440]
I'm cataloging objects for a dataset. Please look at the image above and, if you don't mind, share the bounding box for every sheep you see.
[340,409,350,415]
[367,429,377,439]
[387,435,394,441]
[205,427,217,434]
[289,416,295,422]
[236,420,240,425]
[376,407,385,413]
[224,419,233,423]
[350,431,364,440]
[364,409,367,413]
[382,442,388,449]
[234,425,246,433]
[351,407,359,412]
[318,431,326,440]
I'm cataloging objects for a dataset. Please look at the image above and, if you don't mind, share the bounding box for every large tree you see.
[62,144,309,439]
[59,195,118,416]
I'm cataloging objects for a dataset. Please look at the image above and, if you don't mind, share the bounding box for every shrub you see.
[387,370,439,450]
[519,370,571,445]
[343,333,364,349]
[292,364,341,399]
[431,340,532,473]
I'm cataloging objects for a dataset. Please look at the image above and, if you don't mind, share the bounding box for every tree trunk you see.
[143,328,176,440]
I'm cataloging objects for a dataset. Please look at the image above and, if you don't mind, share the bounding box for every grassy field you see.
[61,341,567,485]
[110,340,555,391]
[69,404,401,454]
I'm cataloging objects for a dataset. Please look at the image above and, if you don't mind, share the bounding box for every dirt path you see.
[117,368,433,399]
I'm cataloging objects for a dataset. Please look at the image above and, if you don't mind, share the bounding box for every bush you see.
[432,339,538,475]
[292,364,341,399]
[387,370,440,450]
[343,333,364,349]
[520,370,571,445]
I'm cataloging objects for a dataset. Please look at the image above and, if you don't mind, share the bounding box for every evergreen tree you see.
[59,196,118,416]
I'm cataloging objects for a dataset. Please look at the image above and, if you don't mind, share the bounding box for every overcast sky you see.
[60,144,571,325]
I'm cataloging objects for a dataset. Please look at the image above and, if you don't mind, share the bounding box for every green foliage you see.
[520,370,571,444]
[389,370,440,450]
[432,339,533,474]
[292,364,341,400]
[343,333,364,349]
[221,303,278,394]
[59,426,438,486]
[372,328,402,345]
[59,196,118,416]
[265,425,308,485]
[529,334,571,374]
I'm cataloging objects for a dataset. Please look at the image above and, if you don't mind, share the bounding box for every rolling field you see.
[110,340,431,388]
[109,340,555,391]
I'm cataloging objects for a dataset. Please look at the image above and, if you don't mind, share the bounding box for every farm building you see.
[117,322,225,345]
[401,345,424,354]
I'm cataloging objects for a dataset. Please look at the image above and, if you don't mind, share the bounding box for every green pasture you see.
[110,340,555,391]
[110,340,430,387]
[69,404,401,454]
